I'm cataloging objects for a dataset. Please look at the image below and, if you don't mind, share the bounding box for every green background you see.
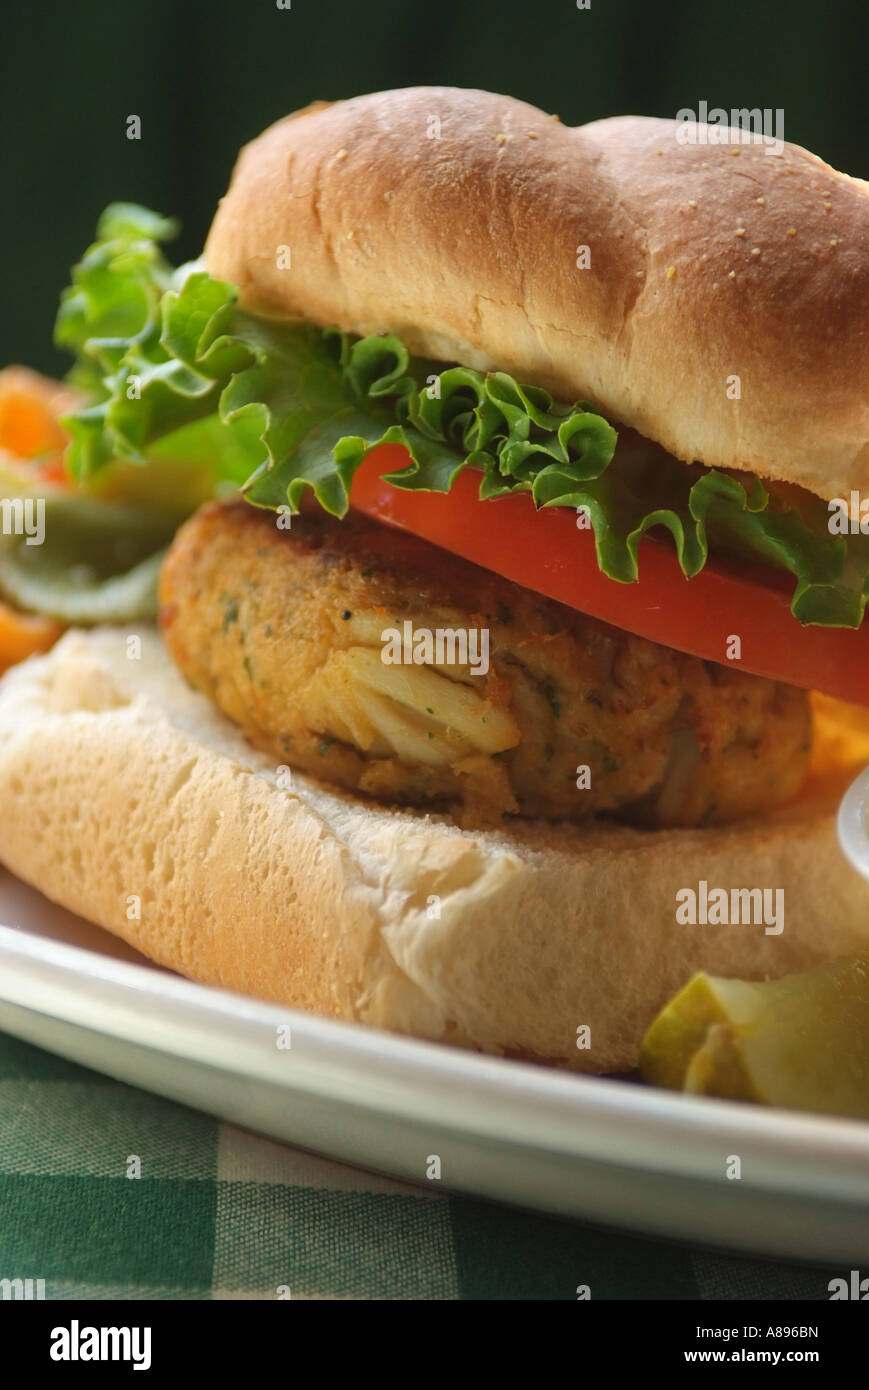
[2,0,866,376]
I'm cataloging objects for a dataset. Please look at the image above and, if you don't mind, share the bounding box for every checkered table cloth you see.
[0,1031,839,1300]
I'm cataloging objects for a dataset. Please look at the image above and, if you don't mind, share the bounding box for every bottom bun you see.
[1,626,868,1074]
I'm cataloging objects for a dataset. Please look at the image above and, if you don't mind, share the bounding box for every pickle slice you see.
[640,956,869,1118]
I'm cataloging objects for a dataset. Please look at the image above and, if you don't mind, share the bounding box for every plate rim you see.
[2,919,868,1211]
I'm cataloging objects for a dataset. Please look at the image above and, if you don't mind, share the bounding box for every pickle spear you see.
[640,956,869,1118]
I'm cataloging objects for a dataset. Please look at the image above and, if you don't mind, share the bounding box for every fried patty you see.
[158,499,812,828]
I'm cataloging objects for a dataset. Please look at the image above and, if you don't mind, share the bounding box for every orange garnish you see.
[0,598,65,676]
[0,366,78,484]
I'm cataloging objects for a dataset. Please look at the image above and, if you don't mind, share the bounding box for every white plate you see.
[1,866,868,1263]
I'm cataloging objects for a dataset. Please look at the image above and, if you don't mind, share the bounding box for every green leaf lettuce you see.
[42,204,869,630]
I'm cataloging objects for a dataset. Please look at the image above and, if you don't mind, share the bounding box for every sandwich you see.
[1,86,869,1074]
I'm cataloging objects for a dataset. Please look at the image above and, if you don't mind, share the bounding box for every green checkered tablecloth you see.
[0,1031,842,1301]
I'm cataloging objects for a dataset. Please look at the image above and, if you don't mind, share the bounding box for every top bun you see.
[205,87,869,501]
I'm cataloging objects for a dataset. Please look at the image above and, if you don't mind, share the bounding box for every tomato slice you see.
[350,444,869,707]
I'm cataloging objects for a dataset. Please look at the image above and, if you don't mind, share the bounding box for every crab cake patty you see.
[158,500,812,827]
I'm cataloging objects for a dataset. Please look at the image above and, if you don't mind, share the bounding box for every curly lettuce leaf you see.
[53,205,869,629]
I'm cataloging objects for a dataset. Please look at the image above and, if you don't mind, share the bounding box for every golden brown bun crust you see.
[2,627,869,1074]
[204,87,869,502]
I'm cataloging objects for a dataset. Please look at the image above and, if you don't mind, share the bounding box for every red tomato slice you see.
[350,444,869,707]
